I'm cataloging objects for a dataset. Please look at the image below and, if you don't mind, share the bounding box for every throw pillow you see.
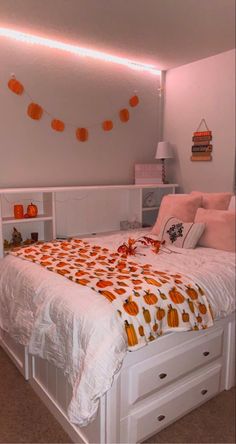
[194,208,235,252]
[191,191,232,210]
[159,217,205,249]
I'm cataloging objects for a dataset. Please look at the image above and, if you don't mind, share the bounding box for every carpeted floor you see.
[0,347,235,443]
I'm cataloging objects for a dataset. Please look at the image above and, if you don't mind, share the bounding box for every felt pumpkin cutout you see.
[8,78,24,95]
[167,305,179,327]
[186,286,198,300]
[76,128,88,142]
[27,103,43,120]
[27,203,38,218]
[125,321,138,346]
[51,119,65,132]
[169,287,185,304]
[129,95,139,107]
[156,307,165,321]
[182,310,190,323]
[102,120,113,131]
[123,296,139,316]
[143,290,158,305]
[119,108,130,122]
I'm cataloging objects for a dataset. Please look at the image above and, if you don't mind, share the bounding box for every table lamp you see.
[155,141,173,184]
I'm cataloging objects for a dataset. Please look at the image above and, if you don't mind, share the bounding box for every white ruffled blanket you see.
[0,229,235,426]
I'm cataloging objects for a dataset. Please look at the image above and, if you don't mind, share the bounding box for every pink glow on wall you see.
[0,27,161,76]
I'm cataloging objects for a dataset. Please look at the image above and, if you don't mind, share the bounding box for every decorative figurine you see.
[11,227,23,246]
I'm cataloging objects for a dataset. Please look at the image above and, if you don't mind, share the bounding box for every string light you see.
[0,27,161,76]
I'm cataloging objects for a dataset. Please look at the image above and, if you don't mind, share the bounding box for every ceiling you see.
[0,0,235,70]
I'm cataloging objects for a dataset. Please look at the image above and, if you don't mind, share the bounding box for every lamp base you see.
[161,159,167,184]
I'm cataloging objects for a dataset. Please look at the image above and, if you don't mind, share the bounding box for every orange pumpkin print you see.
[156,307,165,321]
[125,321,138,346]
[186,286,198,300]
[188,298,195,313]
[138,325,145,336]
[158,289,167,300]
[182,310,190,322]
[153,322,158,332]
[96,280,113,288]
[123,297,139,316]
[167,305,179,327]
[169,287,185,304]
[143,277,161,287]
[114,288,126,295]
[143,307,151,323]
[143,290,158,305]
[76,278,90,285]
[198,303,207,315]
[99,290,116,302]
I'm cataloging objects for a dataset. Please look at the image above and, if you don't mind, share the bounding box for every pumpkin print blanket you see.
[10,238,214,349]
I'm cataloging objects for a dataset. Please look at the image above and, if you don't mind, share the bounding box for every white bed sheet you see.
[0,229,235,426]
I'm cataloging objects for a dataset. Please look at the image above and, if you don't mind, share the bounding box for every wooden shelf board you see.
[2,215,53,224]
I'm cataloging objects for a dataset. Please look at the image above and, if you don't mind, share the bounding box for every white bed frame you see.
[0,311,235,443]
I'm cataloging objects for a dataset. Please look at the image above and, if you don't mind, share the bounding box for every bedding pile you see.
[0,229,235,426]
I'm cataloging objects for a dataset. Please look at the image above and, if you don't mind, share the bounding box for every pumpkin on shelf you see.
[27,203,38,218]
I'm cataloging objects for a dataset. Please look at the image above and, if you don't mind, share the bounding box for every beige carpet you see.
[0,346,235,443]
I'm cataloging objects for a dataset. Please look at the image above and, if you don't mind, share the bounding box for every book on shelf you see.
[192,145,212,152]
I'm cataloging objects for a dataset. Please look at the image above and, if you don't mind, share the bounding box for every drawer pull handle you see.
[159,373,167,379]
[157,415,165,422]
[203,351,210,356]
[201,389,208,395]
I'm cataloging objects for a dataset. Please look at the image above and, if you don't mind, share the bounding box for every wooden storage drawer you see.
[125,328,223,405]
[121,363,222,444]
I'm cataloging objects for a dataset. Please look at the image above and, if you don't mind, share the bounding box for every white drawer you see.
[124,328,223,406]
[120,363,221,444]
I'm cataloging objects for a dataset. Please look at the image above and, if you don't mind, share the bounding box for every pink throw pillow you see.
[194,208,235,252]
[191,191,232,210]
[152,194,202,235]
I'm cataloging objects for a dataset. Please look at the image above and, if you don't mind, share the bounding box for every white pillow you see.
[159,217,205,249]
[228,195,235,211]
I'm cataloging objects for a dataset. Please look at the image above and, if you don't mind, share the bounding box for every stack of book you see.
[191,131,212,161]
[135,164,163,184]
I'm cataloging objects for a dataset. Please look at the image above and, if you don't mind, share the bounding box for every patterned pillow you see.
[159,217,205,249]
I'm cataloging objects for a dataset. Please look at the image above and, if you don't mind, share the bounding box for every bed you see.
[0,227,235,443]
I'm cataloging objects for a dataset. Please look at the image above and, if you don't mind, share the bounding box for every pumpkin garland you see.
[7,76,140,142]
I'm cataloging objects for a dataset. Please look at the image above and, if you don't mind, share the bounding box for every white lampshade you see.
[155,141,173,160]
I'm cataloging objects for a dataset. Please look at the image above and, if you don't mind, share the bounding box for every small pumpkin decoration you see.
[51,119,65,132]
[156,306,165,321]
[119,108,130,122]
[123,296,139,316]
[27,202,38,218]
[8,78,24,95]
[99,290,116,302]
[167,304,179,327]
[143,307,151,323]
[186,285,198,300]
[129,95,139,107]
[27,103,43,120]
[169,287,185,304]
[76,128,89,142]
[143,290,158,305]
[182,310,190,323]
[125,321,138,346]
[198,303,207,315]
[102,120,113,131]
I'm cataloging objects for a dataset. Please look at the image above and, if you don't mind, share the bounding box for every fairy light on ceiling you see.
[0,27,161,76]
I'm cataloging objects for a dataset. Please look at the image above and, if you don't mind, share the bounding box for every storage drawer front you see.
[128,328,223,405]
[122,363,221,443]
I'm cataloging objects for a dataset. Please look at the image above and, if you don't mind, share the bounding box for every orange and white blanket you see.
[0,230,235,426]
[10,237,214,349]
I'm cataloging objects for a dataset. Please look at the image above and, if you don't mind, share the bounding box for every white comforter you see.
[0,229,235,426]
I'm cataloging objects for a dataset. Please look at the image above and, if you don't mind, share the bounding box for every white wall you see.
[164,49,235,192]
[0,38,161,188]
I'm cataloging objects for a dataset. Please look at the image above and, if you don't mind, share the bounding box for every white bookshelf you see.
[0,184,177,257]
